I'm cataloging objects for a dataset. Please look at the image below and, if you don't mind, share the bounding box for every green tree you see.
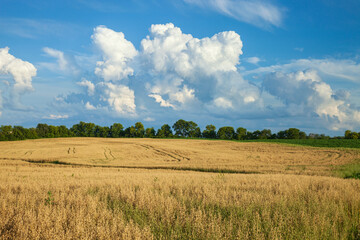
[189,127,201,138]
[203,125,217,139]
[12,126,26,140]
[110,123,124,138]
[145,127,156,138]
[287,128,300,139]
[345,130,353,139]
[299,131,307,139]
[157,124,173,138]
[134,122,145,138]
[172,119,188,137]
[58,125,70,137]
[258,129,271,139]
[36,123,50,138]
[94,125,110,137]
[217,126,235,140]
[124,126,136,138]
[236,127,247,140]
[71,122,96,137]
[172,119,198,138]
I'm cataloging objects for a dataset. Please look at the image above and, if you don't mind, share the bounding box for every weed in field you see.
[44,191,54,206]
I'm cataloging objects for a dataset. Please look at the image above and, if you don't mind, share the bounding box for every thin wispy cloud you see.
[243,58,360,83]
[183,0,284,29]
[43,114,69,120]
[0,18,82,39]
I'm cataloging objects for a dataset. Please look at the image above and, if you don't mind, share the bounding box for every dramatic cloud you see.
[53,23,360,133]
[0,47,36,108]
[141,23,256,111]
[92,26,138,81]
[184,0,284,29]
[263,70,360,130]
[141,23,242,78]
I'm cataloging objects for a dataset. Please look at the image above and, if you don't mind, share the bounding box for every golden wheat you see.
[0,158,359,239]
[1,138,359,176]
[1,138,360,239]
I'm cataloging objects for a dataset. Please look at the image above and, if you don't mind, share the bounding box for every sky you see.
[0,0,360,136]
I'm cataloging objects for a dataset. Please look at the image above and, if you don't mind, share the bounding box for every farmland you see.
[1,138,360,239]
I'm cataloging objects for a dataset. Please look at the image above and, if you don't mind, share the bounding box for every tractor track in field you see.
[103,147,115,160]
[138,144,190,162]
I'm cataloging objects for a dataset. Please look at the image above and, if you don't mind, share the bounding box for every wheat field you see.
[1,138,360,239]
[1,137,359,176]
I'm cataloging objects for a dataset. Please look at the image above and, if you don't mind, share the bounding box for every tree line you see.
[0,119,356,141]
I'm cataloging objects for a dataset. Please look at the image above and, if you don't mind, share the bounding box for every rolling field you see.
[1,138,360,239]
[1,137,360,176]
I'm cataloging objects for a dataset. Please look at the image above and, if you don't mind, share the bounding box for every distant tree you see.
[124,126,136,138]
[12,126,26,140]
[187,121,199,138]
[71,122,96,137]
[172,119,198,138]
[287,128,300,139]
[172,119,188,137]
[26,128,39,139]
[94,125,110,137]
[203,125,217,139]
[299,131,307,139]
[190,127,202,138]
[110,123,124,138]
[236,127,247,140]
[36,123,50,138]
[259,129,272,139]
[134,122,145,138]
[251,130,262,139]
[345,130,358,139]
[145,127,156,138]
[217,126,235,140]
[345,130,352,139]
[156,124,173,138]
[48,125,59,138]
[276,128,304,139]
[58,125,70,137]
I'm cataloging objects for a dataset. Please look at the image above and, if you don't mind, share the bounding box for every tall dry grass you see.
[0,159,359,239]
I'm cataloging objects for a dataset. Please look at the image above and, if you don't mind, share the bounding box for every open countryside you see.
[1,137,360,239]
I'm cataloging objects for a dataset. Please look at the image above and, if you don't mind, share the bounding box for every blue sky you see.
[0,0,360,135]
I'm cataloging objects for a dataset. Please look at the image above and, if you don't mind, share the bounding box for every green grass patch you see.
[334,160,360,179]
[242,139,360,149]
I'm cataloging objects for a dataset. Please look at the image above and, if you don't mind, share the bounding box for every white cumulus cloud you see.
[263,70,360,130]
[98,82,136,115]
[85,101,96,110]
[77,78,95,96]
[141,23,254,110]
[92,25,138,81]
[141,23,242,79]
[0,47,36,108]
